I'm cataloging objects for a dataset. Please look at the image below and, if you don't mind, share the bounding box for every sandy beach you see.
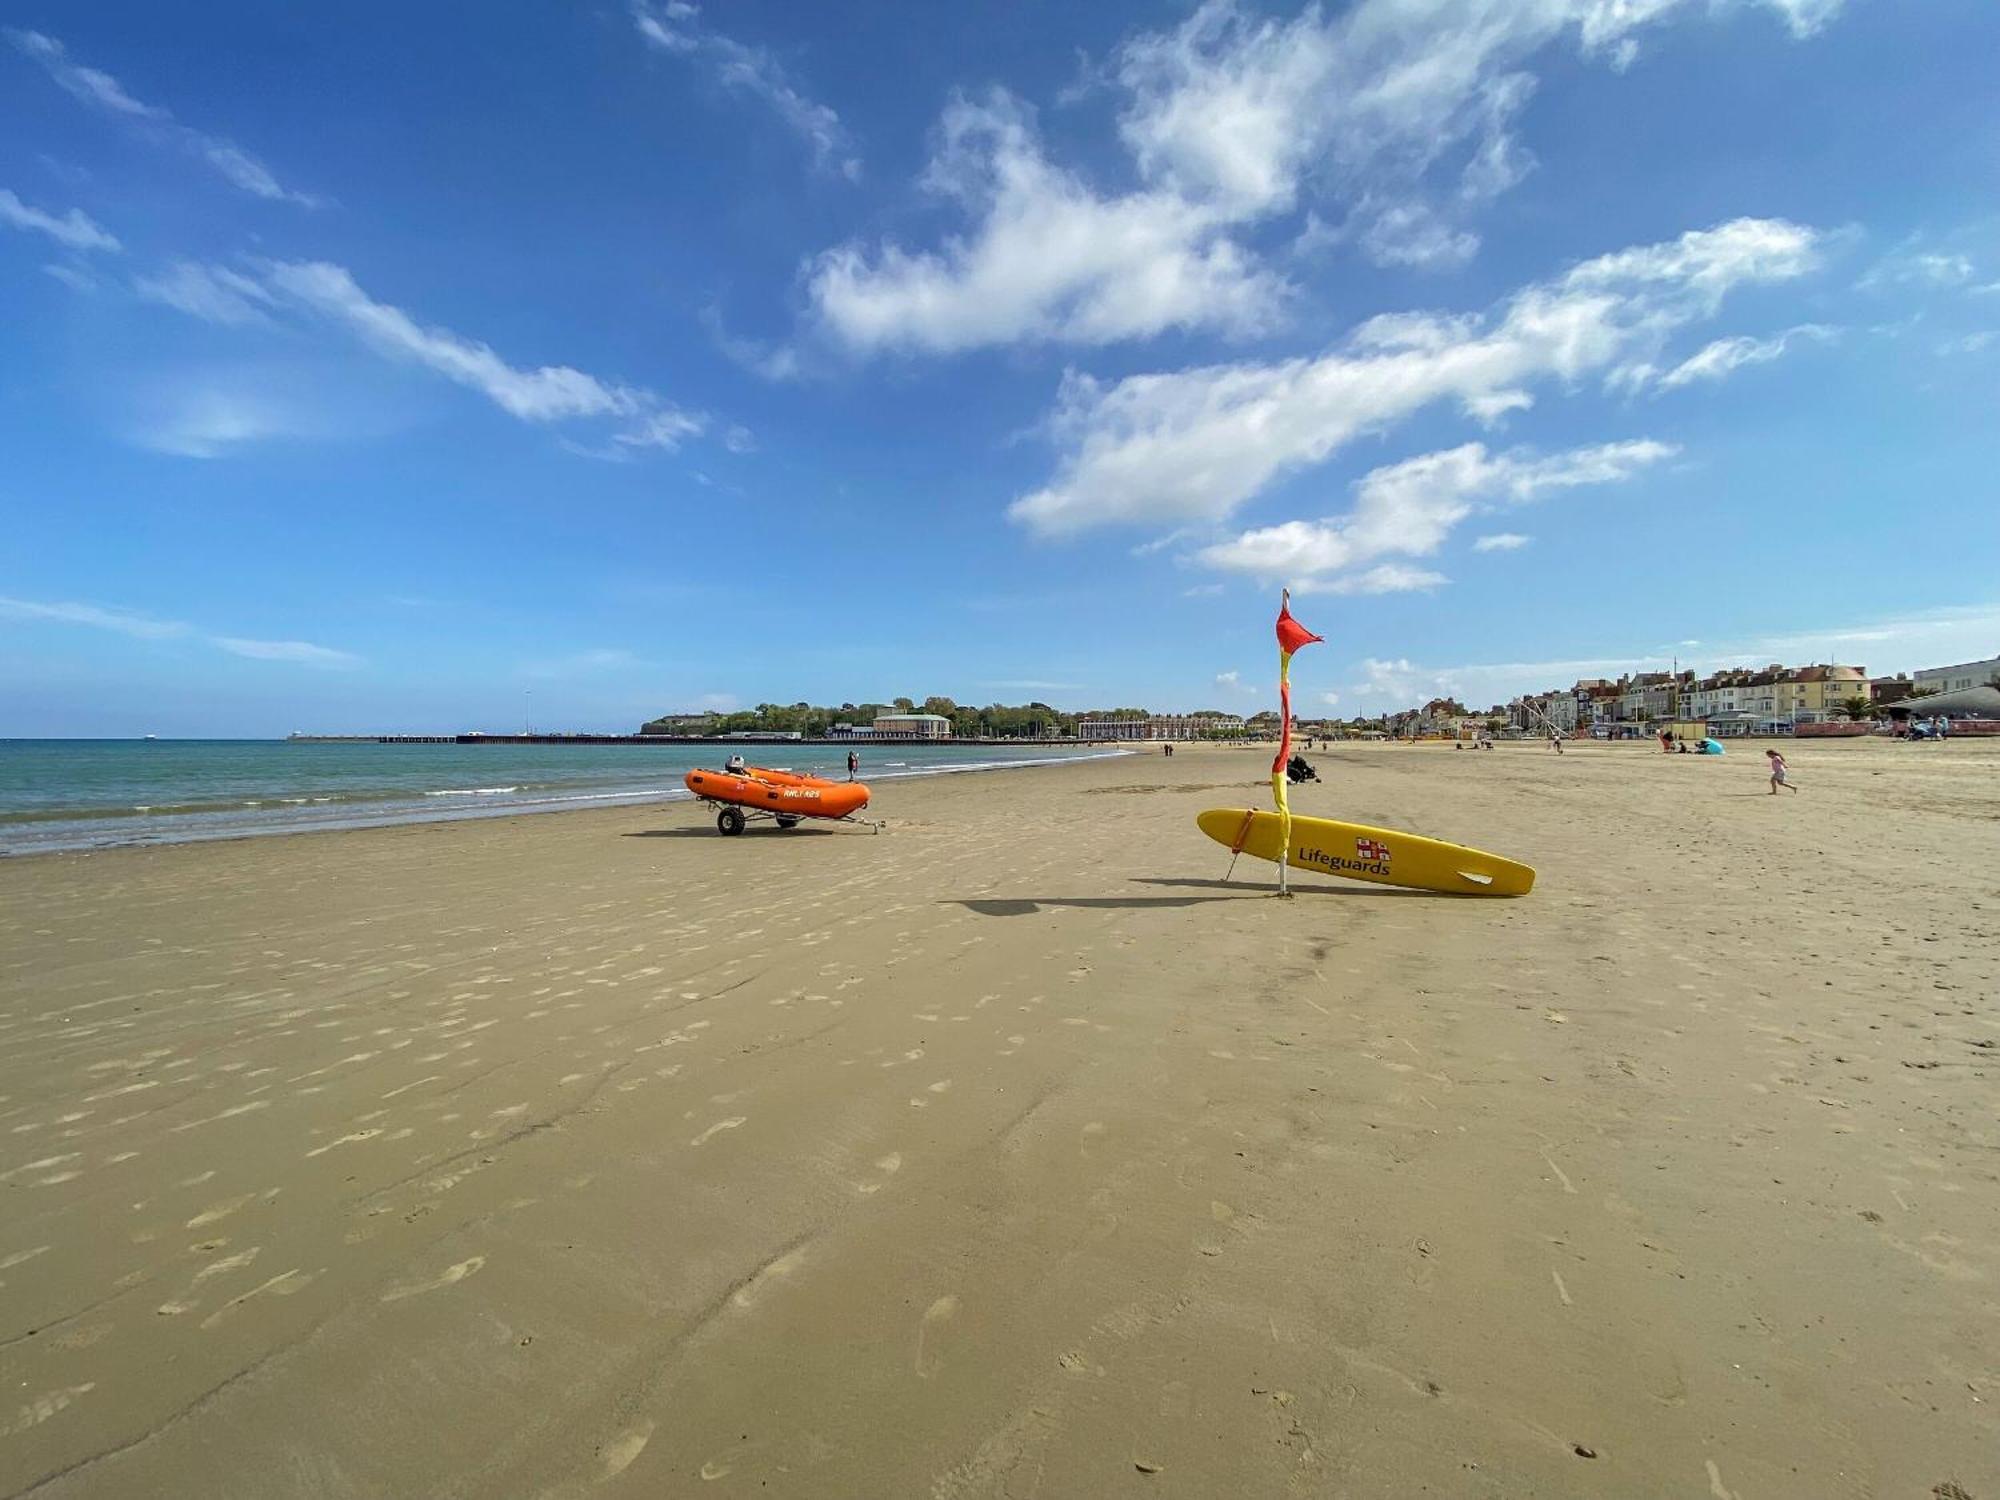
[2,739,1995,1499]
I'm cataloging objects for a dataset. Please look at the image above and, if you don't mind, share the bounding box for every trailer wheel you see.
[775,815,800,829]
[717,807,746,836]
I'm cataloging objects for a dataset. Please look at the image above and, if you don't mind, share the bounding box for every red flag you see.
[1276,597,1322,656]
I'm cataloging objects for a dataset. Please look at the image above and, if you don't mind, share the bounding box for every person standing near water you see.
[1765,748,1797,794]
[847,749,859,780]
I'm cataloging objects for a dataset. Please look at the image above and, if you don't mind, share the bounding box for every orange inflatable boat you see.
[684,765,872,834]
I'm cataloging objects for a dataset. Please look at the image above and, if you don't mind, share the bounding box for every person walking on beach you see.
[1765,748,1797,794]
[846,749,859,780]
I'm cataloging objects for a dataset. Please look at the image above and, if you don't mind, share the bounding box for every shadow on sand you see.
[953,875,1470,916]
[950,894,1259,916]
[1132,876,1466,899]
[620,825,837,839]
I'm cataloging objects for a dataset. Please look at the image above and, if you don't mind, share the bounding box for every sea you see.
[0,739,1126,857]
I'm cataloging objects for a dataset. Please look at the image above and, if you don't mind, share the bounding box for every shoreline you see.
[0,746,1136,860]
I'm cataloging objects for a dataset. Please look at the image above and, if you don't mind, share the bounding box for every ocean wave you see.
[1,749,1130,856]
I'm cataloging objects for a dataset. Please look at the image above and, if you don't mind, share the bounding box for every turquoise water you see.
[0,740,1121,856]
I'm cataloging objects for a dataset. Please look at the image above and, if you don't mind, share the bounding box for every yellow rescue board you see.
[1196,808,1535,897]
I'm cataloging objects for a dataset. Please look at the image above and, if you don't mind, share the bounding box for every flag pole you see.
[1274,589,1294,899]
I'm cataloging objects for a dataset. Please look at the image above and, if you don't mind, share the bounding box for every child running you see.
[1765,748,1797,795]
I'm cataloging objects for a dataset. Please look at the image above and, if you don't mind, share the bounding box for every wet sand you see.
[1,739,1995,1498]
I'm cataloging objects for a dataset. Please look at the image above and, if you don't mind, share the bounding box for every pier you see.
[286,732,1110,746]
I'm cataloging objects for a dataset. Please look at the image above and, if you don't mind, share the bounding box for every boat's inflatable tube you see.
[684,766,870,820]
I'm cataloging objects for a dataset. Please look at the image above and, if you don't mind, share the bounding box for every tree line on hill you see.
[639,698,1264,739]
[640,698,1086,739]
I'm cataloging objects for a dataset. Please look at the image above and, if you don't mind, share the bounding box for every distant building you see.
[1416,661,1877,740]
[1781,664,1870,722]
[1870,674,1915,707]
[1914,654,2000,696]
[869,712,952,739]
[1074,714,1243,741]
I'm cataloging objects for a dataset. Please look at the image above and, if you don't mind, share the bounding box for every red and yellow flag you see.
[1271,590,1322,895]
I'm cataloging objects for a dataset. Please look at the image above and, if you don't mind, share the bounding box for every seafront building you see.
[826,712,955,740]
[1073,713,1246,741]
[1499,662,1874,737]
[1914,654,2000,695]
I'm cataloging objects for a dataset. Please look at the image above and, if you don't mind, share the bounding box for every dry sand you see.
[1,739,1996,1499]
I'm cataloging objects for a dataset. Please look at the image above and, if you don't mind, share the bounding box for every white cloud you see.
[1214,669,1260,696]
[1761,0,1846,36]
[1356,203,1480,271]
[43,262,101,293]
[1857,239,1980,294]
[1465,389,1535,426]
[1110,0,1697,271]
[0,592,362,666]
[1296,563,1449,596]
[806,0,1840,355]
[259,260,705,447]
[614,408,706,451]
[211,637,361,668]
[1905,253,1970,285]
[1318,691,1341,707]
[133,261,275,326]
[1012,218,1790,537]
[0,595,188,639]
[632,3,858,179]
[1474,532,1531,551]
[0,187,119,252]
[700,305,802,382]
[7,29,315,206]
[1652,322,1836,390]
[1197,438,1671,592]
[130,388,312,458]
[809,89,1285,353]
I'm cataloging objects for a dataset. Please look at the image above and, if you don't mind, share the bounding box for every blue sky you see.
[3,0,1997,735]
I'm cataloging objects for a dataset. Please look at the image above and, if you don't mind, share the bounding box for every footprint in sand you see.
[595,1418,654,1482]
[730,1247,806,1310]
[915,1294,959,1378]
[381,1255,484,1303]
[691,1117,746,1147]
[2,1385,96,1438]
[857,1153,903,1195]
[185,1193,258,1229]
